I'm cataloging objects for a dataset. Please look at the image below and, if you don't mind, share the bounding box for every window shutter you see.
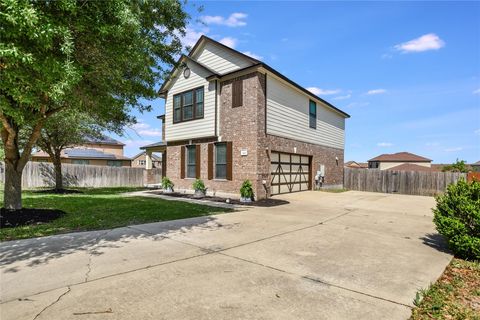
[162,151,167,178]
[232,79,243,108]
[226,141,233,181]
[208,144,214,180]
[180,146,185,179]
[195,144,201,178]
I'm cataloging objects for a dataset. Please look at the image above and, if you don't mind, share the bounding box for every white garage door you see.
[270,152,311,195]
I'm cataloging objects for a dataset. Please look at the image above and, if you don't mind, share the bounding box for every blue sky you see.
[118,1,480,164]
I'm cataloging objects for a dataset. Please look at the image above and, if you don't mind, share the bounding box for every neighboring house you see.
[142,36,349,198]
[471,161,480,172]
[367,152,432,171]
[31,135,131,167]
[344,161,368,169]
[131,151,162,168]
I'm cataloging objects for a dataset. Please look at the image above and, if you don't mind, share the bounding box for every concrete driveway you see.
[0,191,452,320]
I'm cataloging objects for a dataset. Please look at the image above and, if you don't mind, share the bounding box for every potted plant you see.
[240,180,254,202]
[192,179,207,198]
[161,177,174,193]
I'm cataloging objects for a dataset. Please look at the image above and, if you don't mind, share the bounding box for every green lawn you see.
[411,258,480,320]
[0,187,232,241]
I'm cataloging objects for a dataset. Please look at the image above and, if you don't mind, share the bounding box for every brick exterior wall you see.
[165,71,344,199]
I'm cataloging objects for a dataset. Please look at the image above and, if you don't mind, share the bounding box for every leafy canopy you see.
[1,0,189,130]
[442,159,470,173]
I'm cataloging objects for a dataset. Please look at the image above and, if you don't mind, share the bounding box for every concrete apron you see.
[0,191,452,320]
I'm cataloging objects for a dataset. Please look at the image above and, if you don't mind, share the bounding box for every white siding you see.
[194,42,253,75]
[266,75,345,149]
[165,61,216,141]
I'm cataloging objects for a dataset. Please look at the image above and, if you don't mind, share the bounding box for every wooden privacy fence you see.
[344,168,466,196]
[0,162,162,188]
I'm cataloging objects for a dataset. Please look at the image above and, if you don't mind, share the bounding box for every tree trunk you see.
[3,161,22,210]
[53,153,63,190]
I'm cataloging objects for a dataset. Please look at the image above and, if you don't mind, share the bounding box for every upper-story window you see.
[309,100,317,129]
[369,161,379,169]
[173,87,204,123]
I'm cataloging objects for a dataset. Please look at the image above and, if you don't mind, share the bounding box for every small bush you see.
[161,177,174,190]
[433,179,480,260]
[240,180,254,200]
[192,179,206,192]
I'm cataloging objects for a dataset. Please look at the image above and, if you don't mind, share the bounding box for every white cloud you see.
[138,129,162,137]
[444,147,463,152]
[201,12,247,27]
[124,139,154,148]
[333,94,351,100]
[218,37,237,48]
[366,89,386,95]
[242,51,263,60]
[306,87,341,96]
[394,33,445,53]
[377,142,393,147]
[473,88,480,95]
[179,26,207,48]
[129,121,162,137]
[130,122,150,130]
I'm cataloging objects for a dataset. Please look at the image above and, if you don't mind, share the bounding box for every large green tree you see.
[35,110,117,191]
[0,0,188,209]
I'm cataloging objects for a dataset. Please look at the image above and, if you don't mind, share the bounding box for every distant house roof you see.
[131,151,162,161]
[32,148,131,161]
[83,134,125,146]
[368,152,431,163]
[344,161,368,168]
[472,161,480,166]
[140,141,166,150]
[387,163,434,172]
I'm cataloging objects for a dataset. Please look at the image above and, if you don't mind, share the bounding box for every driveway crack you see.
[84,230,112,282]
[32,286,71,320]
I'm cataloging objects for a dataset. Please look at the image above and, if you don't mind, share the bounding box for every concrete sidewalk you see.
[0,191,452,320]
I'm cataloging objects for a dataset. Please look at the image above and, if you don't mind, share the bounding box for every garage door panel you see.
[280,163,290,173]
[270,152,311,196]
[280,153,290,162]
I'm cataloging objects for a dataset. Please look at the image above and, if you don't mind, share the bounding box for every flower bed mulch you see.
[1,208,66,228]
[147,191,289,207]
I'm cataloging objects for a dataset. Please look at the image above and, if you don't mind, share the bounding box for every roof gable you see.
[368,152,432,162]
[190,36,257,75]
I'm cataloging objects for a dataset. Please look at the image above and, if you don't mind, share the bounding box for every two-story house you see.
[367,152,432,171]
[31,135,132,167]
[142,36,349,199]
